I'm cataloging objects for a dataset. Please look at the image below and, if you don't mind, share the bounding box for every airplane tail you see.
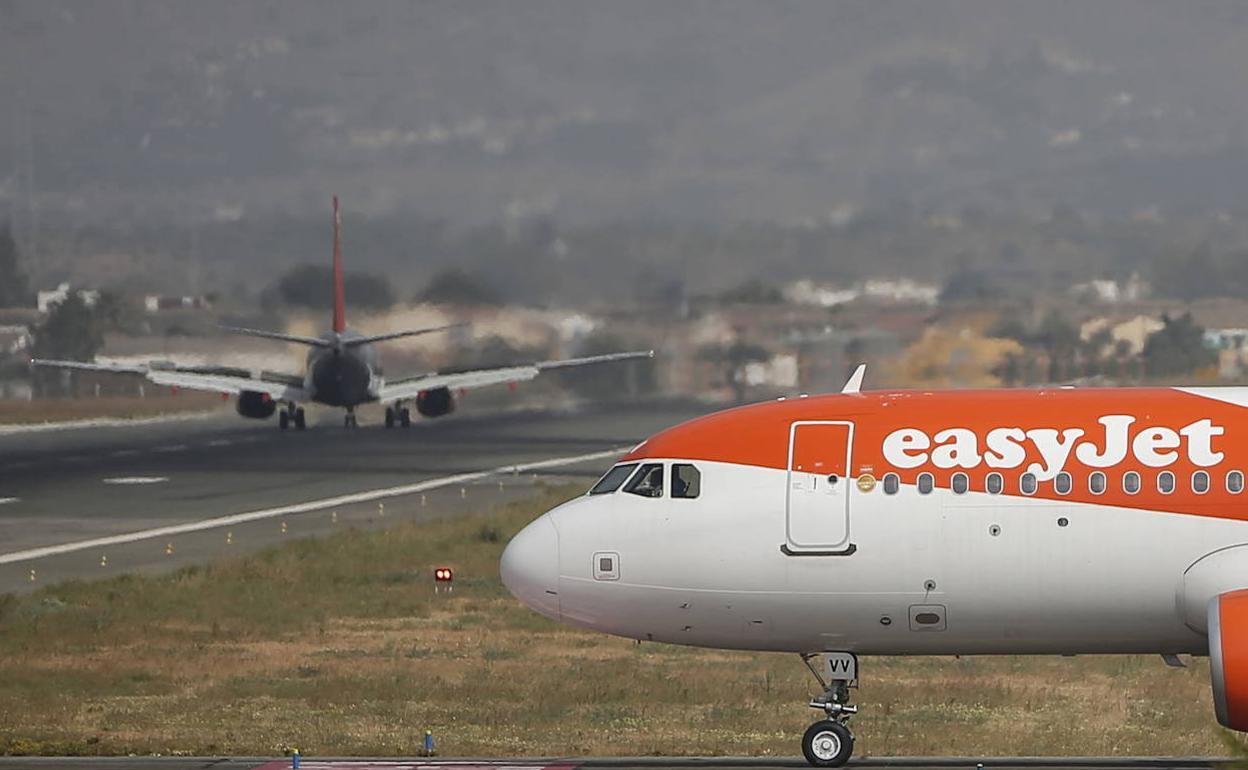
[332,195,346,334]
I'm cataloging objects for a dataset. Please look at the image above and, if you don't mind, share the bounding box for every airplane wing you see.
[377,350,653,404]
[32,359,309,402]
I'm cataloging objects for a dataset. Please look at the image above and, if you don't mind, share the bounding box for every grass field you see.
[0,394,225,425]
[0,484,1233,758]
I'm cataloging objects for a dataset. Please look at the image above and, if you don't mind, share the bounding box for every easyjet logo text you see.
[881,416,1224,481]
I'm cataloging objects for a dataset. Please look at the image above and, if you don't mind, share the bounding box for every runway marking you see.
[2,461,32,470]
[0,447,626,566]
[0,411,221,435]
[0,498,19,506]
[206,439,233,447]
[254,764,579,770]
[153,444,188,453]
[102,476,170,485]
[110,449,141,457]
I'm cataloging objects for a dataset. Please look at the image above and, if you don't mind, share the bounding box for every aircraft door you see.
[785,421,854,553]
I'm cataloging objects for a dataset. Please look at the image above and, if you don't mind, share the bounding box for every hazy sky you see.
[6,1,1248,226]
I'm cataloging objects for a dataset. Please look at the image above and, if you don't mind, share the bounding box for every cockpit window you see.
[624,463,664,498]
[672,464,701,499]
[589,463,638,495]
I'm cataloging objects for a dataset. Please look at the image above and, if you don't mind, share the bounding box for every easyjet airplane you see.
[502,365,1248,766]
[35,197,651,429]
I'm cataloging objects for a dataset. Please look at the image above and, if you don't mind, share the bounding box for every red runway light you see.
[434,568,454,582]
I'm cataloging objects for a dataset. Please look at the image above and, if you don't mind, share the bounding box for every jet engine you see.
[236,390,277,419]
[416,387,455,418]
[1210,589,1248,731]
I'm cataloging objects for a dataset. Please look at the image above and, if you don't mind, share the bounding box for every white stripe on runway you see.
[0,411,221,435]
[0,447,625,566]
[0,497,19,506]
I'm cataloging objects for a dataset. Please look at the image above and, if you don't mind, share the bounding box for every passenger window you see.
[1229,470,1245,494]
[917,473,934,495]
[1089,471,1106,495]
[624,463,664,498]
[1123,471,1140,494]
[1020,472,1037,495]
[986,472,1003,495]
[883,473,900,495]
[1054,472,1072,495]
[951,473,968,495]
[672,464,701,499]
[1158,471,1175,495]
[1193,470,1210,494]
[589,463,639,495]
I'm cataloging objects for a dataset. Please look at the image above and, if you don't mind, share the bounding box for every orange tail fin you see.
[332,195,346,334]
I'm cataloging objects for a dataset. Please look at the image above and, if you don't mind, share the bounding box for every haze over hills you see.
[6,0,1248,232]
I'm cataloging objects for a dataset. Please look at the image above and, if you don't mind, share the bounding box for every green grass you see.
[0,483,1234,758]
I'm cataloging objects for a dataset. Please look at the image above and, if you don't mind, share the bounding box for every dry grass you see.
[0,484,1230,758]
[0,395,225,425]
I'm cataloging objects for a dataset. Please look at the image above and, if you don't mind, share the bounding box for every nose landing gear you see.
[344,407,358,428]
[800,652,858,767]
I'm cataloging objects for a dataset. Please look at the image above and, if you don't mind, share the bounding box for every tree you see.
[939,266,1001,304]
[32,293,103,362]
[718,279,782,304]
[274,265,395,311]
[418,268,501,306]
[1142,313,1216,378]
[0,226,30,308]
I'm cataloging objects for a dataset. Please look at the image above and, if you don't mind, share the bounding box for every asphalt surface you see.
[0,399,709,593]
[0,757,1228,770]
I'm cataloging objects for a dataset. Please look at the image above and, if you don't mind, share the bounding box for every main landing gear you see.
[278,404,306,431]
[383,404,411,429]
[800,652,858,767]
[344,407,359,429]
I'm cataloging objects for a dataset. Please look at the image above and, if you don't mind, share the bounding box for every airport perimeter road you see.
[0,400,709,592]
[0,757,1230,770]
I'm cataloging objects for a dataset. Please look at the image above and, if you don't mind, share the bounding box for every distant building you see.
[143,295,212,313]
[37,283,100,313]
[1068,272,1150,304]
[0,325,31,355]
[742,354,799,389]
[1080,314,1164,356]
[783,278,938,308]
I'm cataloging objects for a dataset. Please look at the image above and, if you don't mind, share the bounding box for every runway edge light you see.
[433,567,454,593]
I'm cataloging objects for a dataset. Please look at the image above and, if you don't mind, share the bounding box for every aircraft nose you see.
[500,512,561,621]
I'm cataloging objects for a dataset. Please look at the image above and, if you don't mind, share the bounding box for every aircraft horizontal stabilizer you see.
[341,323,468,347]
[218,326,333,347]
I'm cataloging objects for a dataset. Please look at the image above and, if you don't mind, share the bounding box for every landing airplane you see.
[35,197,652,429]
[502,365,1248,765]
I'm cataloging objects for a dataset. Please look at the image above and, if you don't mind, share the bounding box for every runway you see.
[0,399,709,593]
[0,757,1228,770]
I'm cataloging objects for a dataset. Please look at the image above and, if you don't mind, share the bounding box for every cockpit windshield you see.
[624,463,664,498]
[589,463,638,495]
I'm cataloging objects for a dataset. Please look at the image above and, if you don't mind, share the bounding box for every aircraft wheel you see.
[294,408,306,430]
[400,407,411,428]
[384,407,395,429]
[801,720,853,768]
[279,410,290,430]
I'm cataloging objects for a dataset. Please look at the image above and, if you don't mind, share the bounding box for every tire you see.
[801,720,853,768]
[279,411,289,430]
[400,408,411,428]
[294,408,306,430]
[384,407,395,429]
